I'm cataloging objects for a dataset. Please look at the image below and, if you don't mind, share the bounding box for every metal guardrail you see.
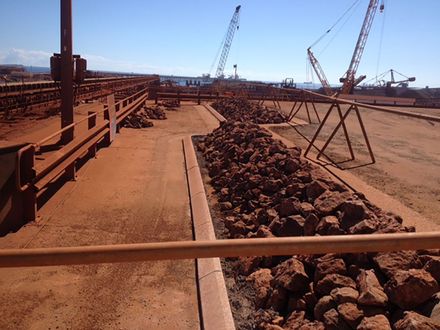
[0,232,439,268]
[14,85,154,224]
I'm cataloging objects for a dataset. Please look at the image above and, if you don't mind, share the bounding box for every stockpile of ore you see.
[212,98,285,124]
[197,121,440,330]
[122,104,167,128]
[159,99,180,109]
[122,107,153,128]
[144,105,167,120]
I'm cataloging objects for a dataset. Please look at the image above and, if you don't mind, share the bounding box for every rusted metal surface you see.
[0,76,158,117]
[60,0,74,143]
[0,232,439,268]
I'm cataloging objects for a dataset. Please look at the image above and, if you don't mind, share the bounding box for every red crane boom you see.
[340,0,382,94]
[307,47,333,96]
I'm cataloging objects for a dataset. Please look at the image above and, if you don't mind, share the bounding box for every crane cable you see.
[317,0,363,56]
[375,0,387,84]
[309,0,362,50]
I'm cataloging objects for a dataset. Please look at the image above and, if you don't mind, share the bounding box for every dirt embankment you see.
[198,120,440,330]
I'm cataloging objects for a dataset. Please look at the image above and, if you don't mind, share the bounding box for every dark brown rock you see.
[357,315,391,330]
[357,269,388,307]
[219,201,233,210]
[360,306,389,318]
[322,309,351,330]
[247,269,273,308]
[277,198,300,217]
[314,295,336,321]
[339,200,367,230]
[385,269,439,309]
[272,258,309,292]
[298,321,325,330]
[337,302,364,328]
[278,215,305,237]
[330,287,359,304]
[287,294,307,312]
[299,202,315,217]
[315,215,344,235]
[238,256,262,275]
[266,286,289,312]
[259,325,283,330]
[304,213,319,236]
[286,183,305,197]
[228,220,248,237]
[263,179,283,194]
[424,256,440,282]
[348,219,378,234]
[283,311,306,330]
[303,291,318,311]
[314,190,352,215]
[394,311,440,330]
[306,180,329,200]
[256,225,275,238]
[373,251,423,278]
[255,309,283,330]
[284,158,300,174]
[314,257,346,282]
[315,273,357,296]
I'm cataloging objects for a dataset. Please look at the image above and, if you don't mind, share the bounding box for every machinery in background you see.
[281,78,297,89]
[307,48,333,95]
[374,69,416,88]
[340,0,384,94]
[207,5,241,79]
[307,0,384,95]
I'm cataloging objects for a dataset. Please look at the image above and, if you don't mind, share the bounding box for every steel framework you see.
[215,5,241,78]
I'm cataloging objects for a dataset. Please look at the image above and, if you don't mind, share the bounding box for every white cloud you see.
[0,48,200,76]
[0,48,52,67]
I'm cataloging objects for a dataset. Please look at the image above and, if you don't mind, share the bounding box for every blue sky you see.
[0,0,439,87]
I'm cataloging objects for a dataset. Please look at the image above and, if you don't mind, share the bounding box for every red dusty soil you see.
[0,104,219,329]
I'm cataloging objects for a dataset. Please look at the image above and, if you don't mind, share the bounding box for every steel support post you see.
[22,146,37,223]
[304,102,336,157]
[316,105,355,161]
[60,0,74,144]
[87,111,97,158]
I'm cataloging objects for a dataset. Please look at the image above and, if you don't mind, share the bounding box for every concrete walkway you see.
[0,104,219,329]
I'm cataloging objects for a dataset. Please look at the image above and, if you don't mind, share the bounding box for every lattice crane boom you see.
[307,48,333,96]
[215,5,241,78]
[340,0,382,94]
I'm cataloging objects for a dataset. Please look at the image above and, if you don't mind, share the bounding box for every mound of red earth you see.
[212,98,286,124]
[197,121,440,330]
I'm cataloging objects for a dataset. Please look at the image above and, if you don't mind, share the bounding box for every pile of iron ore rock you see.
[197,121,440,330]
[144,105,167,120]
[212,98,286,124]
[122,109,153,128]
[122,104,168,128]
[159,99,180,109]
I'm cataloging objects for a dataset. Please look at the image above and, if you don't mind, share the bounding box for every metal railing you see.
[0,232,439,268]
[14,83,156,224]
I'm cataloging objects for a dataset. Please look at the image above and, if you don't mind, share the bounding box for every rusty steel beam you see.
[302,89,440,123]
[0,232,439,268]
[60,0,74,144]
